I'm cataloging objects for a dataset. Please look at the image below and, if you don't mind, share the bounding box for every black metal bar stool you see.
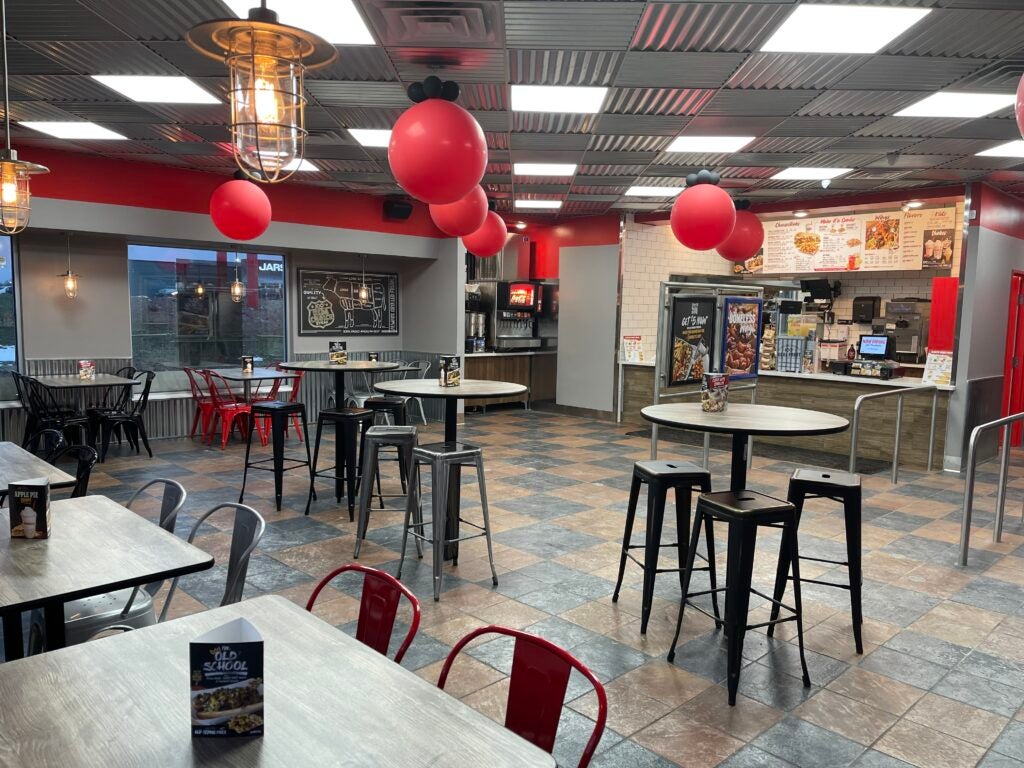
[768,468,864,654]
[612,460,720,634]
[239,400,312,511]
[304,407,373,519]
[364,395,408,426]
[668,490,811,706]
[354,425,418,558]
[397,441,498,601]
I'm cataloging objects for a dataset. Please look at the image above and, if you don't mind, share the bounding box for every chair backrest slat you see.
[126,479,187,598]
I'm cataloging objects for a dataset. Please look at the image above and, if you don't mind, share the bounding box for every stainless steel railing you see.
[650,383,758,469]
[848,385,938,484]
[958,410,1024,567]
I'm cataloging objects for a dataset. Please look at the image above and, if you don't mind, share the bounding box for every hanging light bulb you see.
[195,280,205,297]
[230,255,245,303]
[187,2,335,183]
[0,0,47,233]
[358,255,369,303]
[58,233,79,299]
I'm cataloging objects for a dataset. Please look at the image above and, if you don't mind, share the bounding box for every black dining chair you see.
[93,370,155,462]
[16,374,88,447]
[49,445,98,498]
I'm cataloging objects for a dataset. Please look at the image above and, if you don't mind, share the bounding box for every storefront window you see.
[0,236,16,373]
[127,244,286,371]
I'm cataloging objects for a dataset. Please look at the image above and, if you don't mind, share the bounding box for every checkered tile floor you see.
[87,409,1024,768]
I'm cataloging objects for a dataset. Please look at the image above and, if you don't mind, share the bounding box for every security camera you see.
[821,179,831,189]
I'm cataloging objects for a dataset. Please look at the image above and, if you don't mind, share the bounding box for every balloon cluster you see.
[1017,75,1024,142]
[716,200,765,263]
[670,170,735,252]
[407,75,460,104]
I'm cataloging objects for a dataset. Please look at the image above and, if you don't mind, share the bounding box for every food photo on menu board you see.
[721,297,763,379]
[667,295,715,386]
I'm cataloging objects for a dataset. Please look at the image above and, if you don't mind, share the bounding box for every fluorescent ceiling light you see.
[666,136,755,153]
[225,0,373,45]
[20,121,127,140]
[515,200,563,210]
[895,91,1015,119]
[92,75,218,104]
[793,210,809,218]
[977,140,1024,158]
[513,163,577,176]
[283,159,320,172]
[772,167,852,180]
[762,4,930,54]
[625,186,683,197]
[510,85,607,114]
[903,199,925,208]
[348,128,391,147]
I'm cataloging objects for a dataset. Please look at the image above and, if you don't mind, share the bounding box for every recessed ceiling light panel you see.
[224,0,373,45]
[895,92,1015,119]
[666,136,755,154]
[625,186,683,197]
[283,159,320,171]
[348,128,391,147]
[772,167,852,181]
[977,140,1024,158]
[515,200,563,210]
[513,163,577,176]
[20,122,128,140]
[761,5,931,54]
[92,75,219,104]
[510,85,608,114]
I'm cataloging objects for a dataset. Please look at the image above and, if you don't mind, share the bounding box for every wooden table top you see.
[33,373,138,389]
[0,441,75,489]
[0,596,557,768]
[210,367,296,382]
[279,360,400,373]
[0,495,213,613]
[375,379,528,400]
[641,403,850,437]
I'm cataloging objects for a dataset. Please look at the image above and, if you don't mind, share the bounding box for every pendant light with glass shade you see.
[59,233,79,299]
[0,0,48,234]
[230,255,245,303]
[358,255,369,303]
[187,2,336,183]
[195,279,205,297]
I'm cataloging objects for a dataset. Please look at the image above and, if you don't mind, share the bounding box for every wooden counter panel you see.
[530,354,557,402]
[620,366,946,468]
[464,355,531,407]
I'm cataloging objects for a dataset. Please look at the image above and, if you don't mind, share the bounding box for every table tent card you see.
[9,477,50,539]
[240,356,254,375]
[367,352,380,362]
[328,341,348,364]
[77,360,96,380]
[439,355,461,387]
[190,618,264,737]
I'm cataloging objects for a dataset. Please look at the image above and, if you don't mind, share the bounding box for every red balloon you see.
[716,209,765,262]
[670,184,736,251]
[1016,74,1024,141]
[209,179,271,241]
[462,211,508,257]
[429,186,488,237]
[388,99,487,205]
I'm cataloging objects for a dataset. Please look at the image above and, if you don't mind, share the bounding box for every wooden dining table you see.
[0,595,557,767]
[0,495,213,661]
[0,441,75,490]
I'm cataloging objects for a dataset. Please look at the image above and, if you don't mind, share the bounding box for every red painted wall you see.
[519,215,621,279]
[17,146,446,238]
[972,182,1024,241]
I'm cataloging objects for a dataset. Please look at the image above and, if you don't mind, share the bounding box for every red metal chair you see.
[202,369,261,449]
[184,367,214,441]
[306,563,420,663]
[438,626,608,768]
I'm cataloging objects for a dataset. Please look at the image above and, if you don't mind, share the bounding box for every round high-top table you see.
[641,403,849,491]
[374,378,527,443]
[374,378,527,561]
[279,360,400,405]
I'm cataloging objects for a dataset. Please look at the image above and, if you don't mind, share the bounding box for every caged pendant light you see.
[0,0,47,233]
[187,2,336,184]
[58,233,79,299]
[357,255,369,303]
[230,255,245,303]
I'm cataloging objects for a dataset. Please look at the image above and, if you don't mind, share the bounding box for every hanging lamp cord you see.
[1,0,11,153]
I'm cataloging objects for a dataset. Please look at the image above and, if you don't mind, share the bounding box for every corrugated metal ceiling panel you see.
[837,55,989,90]
[25,41,182,75]
[699,89,820,117]
[614,52,747,88]
[78,0,227,41]
[508,49,622,86]
[511,113,595,133]
[604,87,713,116]
[797,90,922,117]
[727,54,867,90]
[587,134,672,152]
[6,1,130,40]
[504,2,644,50]
[387,47,506,82]
[592,114,686,136]
[630,2,792,53]
[305,81,409,107]
[885,10,1024,59]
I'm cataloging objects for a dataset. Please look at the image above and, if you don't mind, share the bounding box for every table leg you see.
[443,398,459,561]
[334,372,347,502]
[43,602,66,651]
[1,610,23,661]
[243,380,252,404]
[444,399,457,443]
[334,371,346,409]
[730,432,749,492]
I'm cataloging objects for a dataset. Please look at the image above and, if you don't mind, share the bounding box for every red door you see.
[1002,272,1024,445]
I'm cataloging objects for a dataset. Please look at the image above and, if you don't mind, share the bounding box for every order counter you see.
[620,361,951,469]
[464,351,556,408]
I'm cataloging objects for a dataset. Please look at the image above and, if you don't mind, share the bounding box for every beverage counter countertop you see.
[465,351,557,357]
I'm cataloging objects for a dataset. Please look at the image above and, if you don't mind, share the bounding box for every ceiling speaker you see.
[383,199,413,221]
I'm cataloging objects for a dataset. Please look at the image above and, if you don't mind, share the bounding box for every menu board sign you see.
[756,206,958,274]
[298,269,399,336]
[667,295,715,386]
[721,298,762,380]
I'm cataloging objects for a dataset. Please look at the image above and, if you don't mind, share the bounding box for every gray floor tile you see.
[590,740,678,768]
[932,670,1024,717]
[738,663,818,711]
[859,647,947,689]
[993,722,1024,761]
[752,717,864,768]
[883,630,971,668]
[719,746,798,767]
[571,635,649,683]
[952,577,1024,615]
[851,751,914,767]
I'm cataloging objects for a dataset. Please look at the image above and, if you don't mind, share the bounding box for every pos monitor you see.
[857,334,891,360]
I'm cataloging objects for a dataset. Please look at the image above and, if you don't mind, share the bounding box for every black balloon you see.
[487,197,497,212]
[423,76,443,99]
[708,171,721,185]
[441,80,460,102]
[685,173,698,187]
[735,199,751,211]
[407,82,425,103]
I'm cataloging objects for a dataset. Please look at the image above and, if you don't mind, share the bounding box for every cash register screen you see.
[858,335,890,360]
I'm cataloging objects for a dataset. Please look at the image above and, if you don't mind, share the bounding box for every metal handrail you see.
[848,385,938,484]
[958,410,1024,567]
[650,383,758,469]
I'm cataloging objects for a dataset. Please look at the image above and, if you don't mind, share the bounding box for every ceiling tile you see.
[510,133,590,151]
[864,154,951,169]
[305,81,409,107]
[604,88,714,116]
[885,9,1024,59]
[935,118,1023,140]
[508,49,622,86]
[62,102,171,122]
[24,41,181,75]
[4,41,75,74]
[593,114,687,136]
[328,106,404,130]
[311,47,400,82]
[682,115,787,135]
[727,54,868,90]
[511,113,595,133]
[630,2,791,53]
[458,83,508,110]
[837,56,990,90]
[7,0,130,40]
[797,90,923,117]
[588,135,672,152]
[504,2,644,50]
[78,0,228,42]
[386,47,506,82]
[856,116,971,138]
[903,137,1004,155]
[614,52,747,88]
[9,74,118,102]
[767,116,876,136]
[746,136,838,153]
[699,89,821,117]
[471,111,511,132]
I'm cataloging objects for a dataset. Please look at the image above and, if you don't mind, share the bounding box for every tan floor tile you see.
[821,613,901,647]
[153,589,205,621]
[469,598,550,629]
[570,678,674,736]
[874,719,986,768]
[794,689,897,745]
[980,628,1024,663]
[633,712,743,768]
[802,623,877,662]
[416,655,505,698]
[862,551,920,583]
[905,692,1008,748]
[459,678,510,724]
[910,602,1003,647]
[422,614,489,646]
[305,592,362,626]
[900,564,975,599]
[560,601,637,634]
[984,555,1024,586]
[440,583,509,612]
[860,525,907,549]
[826,667,925,716]
[268,535,361,579]
[673,686,783,741]
[614,662,713,708]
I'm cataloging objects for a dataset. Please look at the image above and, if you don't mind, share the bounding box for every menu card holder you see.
[701,373,729,414]
[78,360,96,381]
[240,356,254,375]
[9,477,50,539]
[367,352,379,362]
[190,618,264,738]
[328,341,348,365]
[439,355,461,387]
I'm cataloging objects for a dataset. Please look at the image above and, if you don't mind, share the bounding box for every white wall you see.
[557,244,620,413]
[402,237,465,356]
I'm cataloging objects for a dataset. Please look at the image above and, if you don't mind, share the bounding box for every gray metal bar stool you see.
[354,425,418,558]
[397,440,498,601]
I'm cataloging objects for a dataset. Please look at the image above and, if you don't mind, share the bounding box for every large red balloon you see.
[429,186,488,237]
[462,211,508,257]
[388,99,487,205]
[716,209,765,262]
[670,184,736,251]
[209,179,271,241]
[1016,74,1024,141]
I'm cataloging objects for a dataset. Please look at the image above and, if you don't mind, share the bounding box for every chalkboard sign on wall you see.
[298,269,399,336]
